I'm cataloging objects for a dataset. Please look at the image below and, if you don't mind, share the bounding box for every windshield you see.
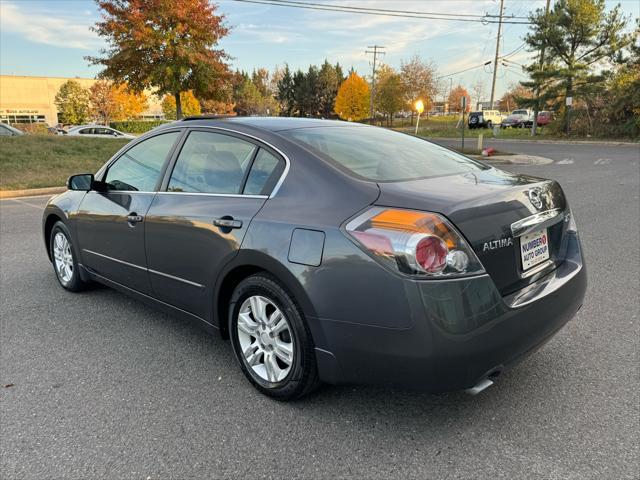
[282,126,487,182]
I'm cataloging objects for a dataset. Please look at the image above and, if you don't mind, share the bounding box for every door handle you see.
[127,213,144,224]
[213,217,242,229]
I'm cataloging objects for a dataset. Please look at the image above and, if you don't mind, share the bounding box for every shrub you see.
[109,120,171,134]
[11,123,51,135]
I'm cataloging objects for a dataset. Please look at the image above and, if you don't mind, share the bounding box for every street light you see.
[414,99,425,135]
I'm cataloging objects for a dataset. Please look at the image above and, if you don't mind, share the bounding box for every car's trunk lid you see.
[376,167,569,295]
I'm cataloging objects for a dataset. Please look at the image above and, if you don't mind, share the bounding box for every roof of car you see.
[67,124,112,131]
[179,116,368,132]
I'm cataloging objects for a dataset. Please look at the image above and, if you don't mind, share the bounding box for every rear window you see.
[282,126,486,182]
[513,110,528,115]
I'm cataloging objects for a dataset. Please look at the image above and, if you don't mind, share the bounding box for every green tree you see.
[335,62,345,85]
[251,68,270,97]
[375,65,405,126]
[88,0,230,120]
[522,0,632,133]
[304,65,320,116]
[334,72,370,121]
[162,91,201,120]
[277,64,295,116]
[318,60,339,118]
[55,80,90,124]
[292,69,307,116]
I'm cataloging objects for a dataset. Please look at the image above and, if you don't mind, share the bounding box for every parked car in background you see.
[0,123,25,136]
[502,109,534,129]
[468,110,503,129]
[536,111,554,127]
[66,125,135,139]
[43,117,586,400]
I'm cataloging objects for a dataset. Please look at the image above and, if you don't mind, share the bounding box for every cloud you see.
[0,2,101,50]
[233,23,299,44]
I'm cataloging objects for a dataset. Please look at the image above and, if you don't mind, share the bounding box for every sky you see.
[1,0,638,100]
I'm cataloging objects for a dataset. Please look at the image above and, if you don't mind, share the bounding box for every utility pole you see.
[531,0,551,136]
[489,0,504,110]
[365,45,385,122]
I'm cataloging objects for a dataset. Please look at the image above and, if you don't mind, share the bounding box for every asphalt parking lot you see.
[1,141,638,479]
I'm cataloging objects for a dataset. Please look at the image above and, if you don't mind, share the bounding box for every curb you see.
[477,154,554,166]
[430,137,639,147]
[0,186,66,199]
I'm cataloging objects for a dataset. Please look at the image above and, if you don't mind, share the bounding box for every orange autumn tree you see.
[334,72,370,121]
[88,0,230,119]
[89,81,148,123]
[113,84,148,120]
[448,85,471,113]
[161,91,202,120]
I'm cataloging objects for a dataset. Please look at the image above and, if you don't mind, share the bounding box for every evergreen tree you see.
[318,60,339,118]
[304,65,320,116]
[292,69,307,116]
[522,0,632,133]
[276,65,295,116]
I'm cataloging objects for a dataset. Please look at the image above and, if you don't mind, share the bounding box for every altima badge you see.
[483,238,514,252]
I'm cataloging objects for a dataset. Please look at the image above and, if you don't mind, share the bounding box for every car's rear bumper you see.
[311,233,586,392]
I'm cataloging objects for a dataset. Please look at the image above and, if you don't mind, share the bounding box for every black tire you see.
[486,121,493,129]
[49,221,87,292]
[228,273,321,400]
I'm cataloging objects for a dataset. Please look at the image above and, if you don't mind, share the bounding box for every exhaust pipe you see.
[465,378,494,395]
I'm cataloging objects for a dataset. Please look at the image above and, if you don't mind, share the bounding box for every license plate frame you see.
[520,229,550,271]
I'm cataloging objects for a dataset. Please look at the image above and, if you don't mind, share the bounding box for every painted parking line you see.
[594,158,612,165]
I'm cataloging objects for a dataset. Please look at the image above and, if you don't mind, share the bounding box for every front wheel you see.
[486,121,493,129]
[229,273,321,400]
[50,221,87,292]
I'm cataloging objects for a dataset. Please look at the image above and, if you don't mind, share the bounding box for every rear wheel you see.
[229,273,320,400]
[50,221,87,292]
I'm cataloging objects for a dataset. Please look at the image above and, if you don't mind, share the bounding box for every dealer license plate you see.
[520,229,550,270]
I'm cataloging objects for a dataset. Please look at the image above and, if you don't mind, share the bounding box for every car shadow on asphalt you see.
[57,278,576,439]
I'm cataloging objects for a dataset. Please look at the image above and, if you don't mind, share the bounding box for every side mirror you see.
[67,173,94,191]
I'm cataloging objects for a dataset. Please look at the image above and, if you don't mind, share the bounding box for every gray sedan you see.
[42,117,587,400]
[65,125,135,139]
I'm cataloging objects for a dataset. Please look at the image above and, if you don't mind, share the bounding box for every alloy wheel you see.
[53,232,74,285]
[236,295,294,383]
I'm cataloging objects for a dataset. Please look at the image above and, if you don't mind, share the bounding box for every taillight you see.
[345,207,484,278]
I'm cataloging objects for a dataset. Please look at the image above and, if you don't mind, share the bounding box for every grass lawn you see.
[389,115,549,140]
[0,135,130,190]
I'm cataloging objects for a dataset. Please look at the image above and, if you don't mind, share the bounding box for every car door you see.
[144,128,286,318]
[75,130,182,294]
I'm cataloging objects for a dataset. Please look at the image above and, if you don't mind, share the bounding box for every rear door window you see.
[167,131,257,194]
[243,149,285,196]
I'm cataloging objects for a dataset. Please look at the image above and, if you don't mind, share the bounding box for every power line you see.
[436,61,492,79]
[502,41,527,59]
[228,0,532,24]
[265,0,529,19]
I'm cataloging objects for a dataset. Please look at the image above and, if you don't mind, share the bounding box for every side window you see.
[243,149,285,196]
[105,131,180,191]
[168,131,257,194]
[79,128,92,135]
